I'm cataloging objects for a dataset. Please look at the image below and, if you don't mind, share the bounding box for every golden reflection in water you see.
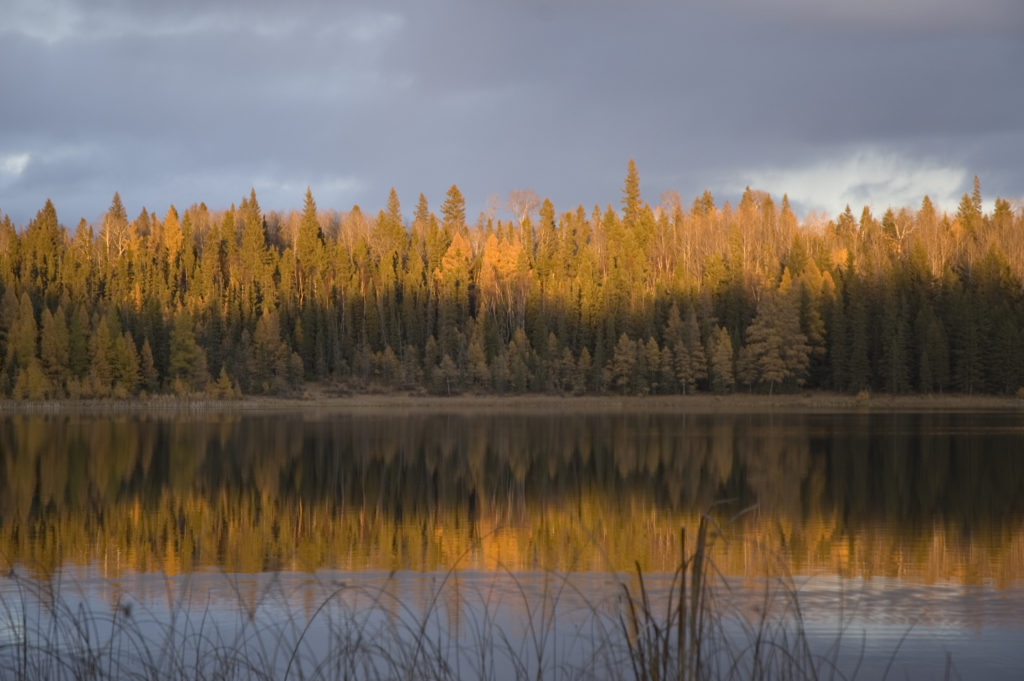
[1,411,1022,586]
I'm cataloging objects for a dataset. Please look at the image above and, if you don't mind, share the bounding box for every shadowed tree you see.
[709,326,735,394]
[737,292,810,394]
[168,312,208,393]
[39,306,70,390]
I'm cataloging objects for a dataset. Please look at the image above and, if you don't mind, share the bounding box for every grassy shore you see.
[1,387,1023,416]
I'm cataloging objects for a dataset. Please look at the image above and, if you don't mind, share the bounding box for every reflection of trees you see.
[0,412,1022,583]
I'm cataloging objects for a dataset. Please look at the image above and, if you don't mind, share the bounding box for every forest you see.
[1,160,1022,398]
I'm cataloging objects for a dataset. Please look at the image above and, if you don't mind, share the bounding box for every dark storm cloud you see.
[1,0,1021,226]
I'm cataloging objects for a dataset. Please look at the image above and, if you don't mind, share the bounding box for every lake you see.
[1,406,1023,679]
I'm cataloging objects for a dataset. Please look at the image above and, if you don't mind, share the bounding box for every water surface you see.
[1,408,1023,679]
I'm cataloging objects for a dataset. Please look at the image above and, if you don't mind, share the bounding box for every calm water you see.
[1,408,1023,679]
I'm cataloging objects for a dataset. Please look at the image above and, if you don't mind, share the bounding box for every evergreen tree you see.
[295,188,326,305]
[139,338,160,392]
[621,159,642,230]
[879,285,910,393]
[168,312,208,393]
[101,191,129,259]
[441,184,466,234]
[824,274,845,390]
[737,293,810,394]
[249,309,293,394]
[7,293,38,371]
[683,304,708,390]
[846,277,871,392]
[13,358,51,400]
[708,326,735,394]
[67,303,91,380]
[21,199,64,299]
[508,329,534,392]
[112,331,141,396]
[435,353,460,395]
[467,327,491,391]
[915,304,948,393]
[88,319,113,397]
[39,306,70,389]
[575,347,592,395]
[608,333,637,394]
[642,337,661,394]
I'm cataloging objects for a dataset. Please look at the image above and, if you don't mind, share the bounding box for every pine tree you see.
[441,184,466,234]
[708,326,735,394]
[168,312,208,393]
[915,304,948,393]
[683,304,708,390]
[249,309,292,394]
[102,191,129,259]
[39,306,70,389]
[88,319,113,397]
[951,286,983,394]
[21,199,64,298]
[663,302,684,348]
[7,293,38,371]
[295,188,326,305]
[467,328,491,391]
[673,340,693,394]
[435,353,460,395]
[609,333,637,394]
[846,278,871,392]
[67,303,90,379]
[642,337,661,394]
[738,293,810,394]
[212,366,238,399]
[139,338,160,392]
[112,331,140,396]
[879,285,910,393]
[659,345,676,394]
[621,159,642,230]
[508,329,533,392]
[239,189,271,313]
[12,358,51,400]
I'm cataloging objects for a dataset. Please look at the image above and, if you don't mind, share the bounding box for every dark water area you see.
[1,408,1023,679]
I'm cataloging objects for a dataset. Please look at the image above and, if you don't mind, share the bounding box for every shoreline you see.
[1,389,1023,415]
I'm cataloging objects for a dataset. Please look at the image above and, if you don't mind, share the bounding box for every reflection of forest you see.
[1,412,1023,585]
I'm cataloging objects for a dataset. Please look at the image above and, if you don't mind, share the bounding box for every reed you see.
[0,524,951,681]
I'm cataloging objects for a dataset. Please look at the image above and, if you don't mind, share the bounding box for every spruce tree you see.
[683,305,708,390]
[139,338,160,392]
[39,306,70,389]
[609,333,637,394]
[168,312,208,393]
[738,293,810,394]
[441,184,466,234]
[7,293,38,371]
[708,326,735,394]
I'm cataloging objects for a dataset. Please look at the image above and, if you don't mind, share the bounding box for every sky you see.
[1,0,1022,227]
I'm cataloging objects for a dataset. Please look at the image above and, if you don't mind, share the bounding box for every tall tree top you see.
[414,193,431,227]
[303,187,316,217]
[621,159,641,227]
[693,190,715,217]
[108,192,127,224]
[441,184,466,232]
[297,187,324,251]
[386,187,402,226]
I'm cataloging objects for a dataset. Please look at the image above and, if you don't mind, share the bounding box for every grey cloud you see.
[1,0,1022,226]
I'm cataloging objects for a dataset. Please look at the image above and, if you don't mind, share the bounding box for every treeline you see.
[1,161,1023,398]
